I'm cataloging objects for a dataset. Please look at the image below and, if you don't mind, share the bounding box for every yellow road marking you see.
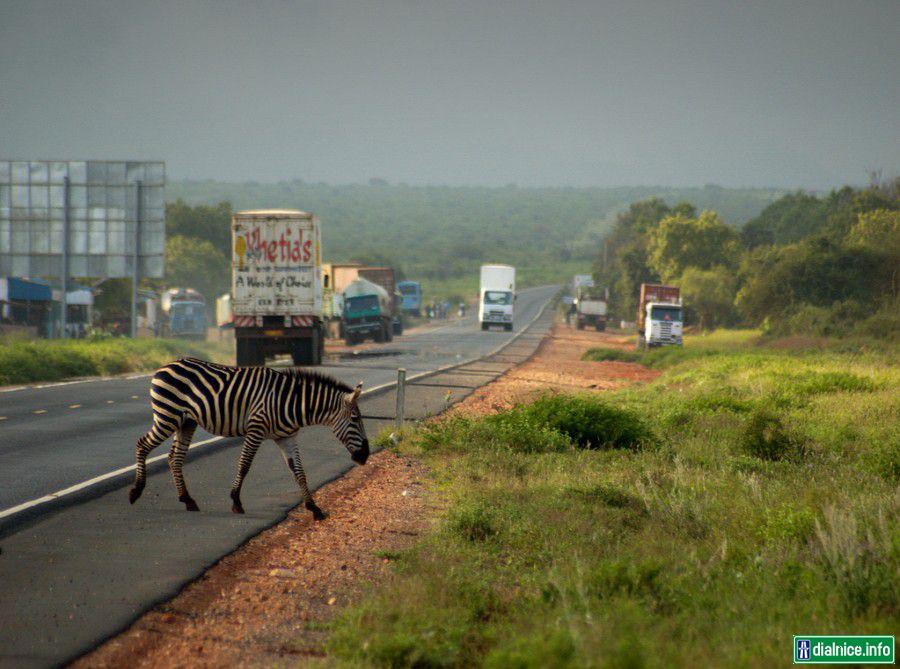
[0,416,7,421]
[33,409,47,414]
[106,400,115,404]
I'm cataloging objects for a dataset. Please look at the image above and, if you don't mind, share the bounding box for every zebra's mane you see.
[278,367,354,394]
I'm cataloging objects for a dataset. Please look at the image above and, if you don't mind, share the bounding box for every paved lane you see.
[0,286,557,669]
[0,286,554,511]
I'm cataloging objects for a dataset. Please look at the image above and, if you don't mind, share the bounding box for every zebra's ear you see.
[348,382,363,405]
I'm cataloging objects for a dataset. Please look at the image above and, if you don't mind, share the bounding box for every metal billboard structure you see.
[0,160,165,337]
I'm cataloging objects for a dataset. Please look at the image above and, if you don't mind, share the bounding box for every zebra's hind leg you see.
[230,425,265,514]
[168,419,199,511]
[276,437,326,521]
[129,421,174,505]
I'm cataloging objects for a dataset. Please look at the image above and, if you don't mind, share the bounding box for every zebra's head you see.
[332,382,369,465]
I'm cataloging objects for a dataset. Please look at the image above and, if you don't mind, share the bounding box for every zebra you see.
[128,357,369,520]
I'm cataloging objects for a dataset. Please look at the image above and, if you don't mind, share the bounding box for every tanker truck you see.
[342,278,395,345]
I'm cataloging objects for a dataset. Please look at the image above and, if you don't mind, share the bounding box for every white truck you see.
[637,283,683,349]
[231,209,325,366]
[479,264,516,331]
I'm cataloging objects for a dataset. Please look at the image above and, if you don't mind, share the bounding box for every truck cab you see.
[342,278,393,345]
[642,301,683,347]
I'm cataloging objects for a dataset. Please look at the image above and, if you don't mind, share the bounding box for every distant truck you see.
[231,209,325,366]
[576,298,607,330]
[160,288,207,339]
[357,266,403,335]
[342,278,395,344]
[637,283,683,349]
[397,280,422,316]
[479,264,515,331]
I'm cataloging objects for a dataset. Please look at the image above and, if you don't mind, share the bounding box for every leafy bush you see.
[494,393,650,450]
[582,347,641,363]
[740,410,797,461]
[447,501,498,542]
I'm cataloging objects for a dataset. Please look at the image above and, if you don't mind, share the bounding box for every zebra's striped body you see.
[129,357,369,519]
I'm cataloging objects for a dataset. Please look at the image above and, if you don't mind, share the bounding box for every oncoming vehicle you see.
[342,278,394,344]
[397,280,422,316]
[637,283,683,348]
[479,264,516,331]
[160,288,207,339]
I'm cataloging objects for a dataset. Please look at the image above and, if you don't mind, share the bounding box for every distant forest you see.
[165,180,786,299]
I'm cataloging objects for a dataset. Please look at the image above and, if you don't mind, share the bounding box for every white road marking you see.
[0,372,153,394]
[106,400,115,404]
[0,436,225,521]
[33,409,47,415]
[0,288,557,524]
[69,404,82,409]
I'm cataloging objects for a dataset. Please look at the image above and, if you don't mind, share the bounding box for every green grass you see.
[0,336,233,386]
[324,331,899,668]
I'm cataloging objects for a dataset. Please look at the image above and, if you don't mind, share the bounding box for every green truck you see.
[342,278,396,344]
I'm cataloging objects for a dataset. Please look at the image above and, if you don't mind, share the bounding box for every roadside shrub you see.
[740,410,797,461]
[484,629,577,669]
[496,393,650,450]
[581,347,640,363]
[569,483,643,511]
[447,501,497,542]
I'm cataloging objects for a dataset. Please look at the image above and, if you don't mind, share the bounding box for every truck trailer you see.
[576,298,607,330]
[231,209,325,366]
[479,264,516,331]
[637,283,683,349]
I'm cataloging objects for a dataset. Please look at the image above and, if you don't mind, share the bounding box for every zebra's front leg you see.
[230,426,265,514]
[276,437,326,521]
[168,419,199,511]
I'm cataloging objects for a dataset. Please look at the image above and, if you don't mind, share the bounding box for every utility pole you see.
[60,176,70,339]
[131,180,142,338]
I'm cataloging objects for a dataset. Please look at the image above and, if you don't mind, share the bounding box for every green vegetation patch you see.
[324,332,899,667]
[0,336,232,386]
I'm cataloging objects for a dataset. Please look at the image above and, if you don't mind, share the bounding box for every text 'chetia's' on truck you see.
[229,210,326,366]
[479,264,516,331]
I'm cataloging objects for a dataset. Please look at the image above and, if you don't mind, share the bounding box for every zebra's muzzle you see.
[351,439,369,465]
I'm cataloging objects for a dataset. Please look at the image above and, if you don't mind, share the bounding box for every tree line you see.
[161,180,785,304]
[593,177,899,337]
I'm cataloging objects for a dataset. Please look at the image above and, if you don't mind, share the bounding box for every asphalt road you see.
[0,285,557,668]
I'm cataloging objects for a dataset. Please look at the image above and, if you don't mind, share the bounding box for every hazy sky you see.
[1,0,897,187]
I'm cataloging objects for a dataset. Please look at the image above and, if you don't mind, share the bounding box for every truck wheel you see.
[577,322,584,330]
[344,333,356,346]
[481,322,489,331]
[385,323,393,342]
[504,323,513,332]
[374,327,385,343]
[595,323,605,332]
